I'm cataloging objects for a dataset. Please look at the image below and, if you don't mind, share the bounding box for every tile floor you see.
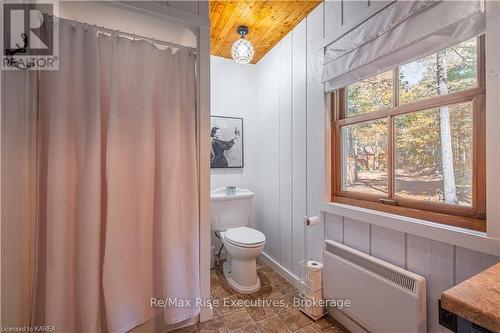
[172,257,348,333]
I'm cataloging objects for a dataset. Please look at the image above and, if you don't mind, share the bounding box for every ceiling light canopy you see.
[231,26,254,64]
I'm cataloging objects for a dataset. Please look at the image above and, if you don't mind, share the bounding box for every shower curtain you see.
[31,21,199,332]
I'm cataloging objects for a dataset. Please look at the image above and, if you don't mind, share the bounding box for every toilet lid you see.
[225,227,265,246]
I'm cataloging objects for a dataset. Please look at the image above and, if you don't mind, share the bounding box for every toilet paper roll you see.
[303,292,324,318]
[306,260,323,271]
[306,260,323,290]
[305,286,323,300]
[306,216,320,226]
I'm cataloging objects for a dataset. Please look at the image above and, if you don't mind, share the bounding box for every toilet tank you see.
[210,187,254,231]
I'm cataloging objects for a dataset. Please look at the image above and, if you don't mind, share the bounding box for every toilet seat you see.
[224,226,265,248]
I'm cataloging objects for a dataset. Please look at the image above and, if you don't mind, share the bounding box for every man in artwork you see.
[211,127,240,168]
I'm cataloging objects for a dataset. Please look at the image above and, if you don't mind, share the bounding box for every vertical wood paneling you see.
[262,45,282,260]
[455,247,500,283]
[279,34,293,271]
[324,0,342,38]
[306,2,326,262]
[371,225,406,267]
[324,213,343,243]
[254,62,269,246]
[343,218,370,253]
[291,20,308,276]
[407,235,454,333]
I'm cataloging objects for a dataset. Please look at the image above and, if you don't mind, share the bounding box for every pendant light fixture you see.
[231,25,254,64]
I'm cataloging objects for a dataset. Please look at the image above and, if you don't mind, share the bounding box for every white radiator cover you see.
[323,240,427,333]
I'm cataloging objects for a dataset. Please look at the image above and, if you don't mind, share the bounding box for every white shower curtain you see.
[32,21,199,332]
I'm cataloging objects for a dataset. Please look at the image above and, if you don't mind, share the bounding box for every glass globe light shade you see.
[231,37,254,64]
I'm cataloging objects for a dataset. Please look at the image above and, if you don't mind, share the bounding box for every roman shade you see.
[322,0,485,92]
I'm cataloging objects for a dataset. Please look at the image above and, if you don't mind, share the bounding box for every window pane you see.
[399,38,478,104]
[394,102,473,206]
[341,119,388,195]
[347,71,392,116]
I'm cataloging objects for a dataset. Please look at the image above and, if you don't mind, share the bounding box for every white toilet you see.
[211,187,265,294]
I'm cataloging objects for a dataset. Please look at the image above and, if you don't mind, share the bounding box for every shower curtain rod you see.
[56,16,197,54]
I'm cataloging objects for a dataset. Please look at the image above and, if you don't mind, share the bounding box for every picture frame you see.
[210,115,244,168]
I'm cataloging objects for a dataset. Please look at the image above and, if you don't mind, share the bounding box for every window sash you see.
[331,36,486,231]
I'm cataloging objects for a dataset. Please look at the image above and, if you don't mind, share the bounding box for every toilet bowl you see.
[221,226,265,293]
[210,187,266,293]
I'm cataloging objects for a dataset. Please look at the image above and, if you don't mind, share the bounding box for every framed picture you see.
[210,116,244,168]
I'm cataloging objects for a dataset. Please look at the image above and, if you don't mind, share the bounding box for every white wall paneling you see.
[256,42,281,261]
[407,235,455,333]
[324,213,343,243]
[251,4,327,273]
[323,212,499,332]
[305,3,326,263]
[255,23,310,271]
[343,218,370,254]
[291,20,308,277]
[278,34,293,271]
[455,247,499,283]
[370,225,406,267]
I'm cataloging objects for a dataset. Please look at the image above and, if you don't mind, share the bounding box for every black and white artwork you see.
[210,116,243,168]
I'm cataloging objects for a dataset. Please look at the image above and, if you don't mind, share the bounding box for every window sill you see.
[320,201,500,257]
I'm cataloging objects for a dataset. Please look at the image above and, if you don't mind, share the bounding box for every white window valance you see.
[322,0,485,92]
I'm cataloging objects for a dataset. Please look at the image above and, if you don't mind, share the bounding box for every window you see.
[331,37,486,231]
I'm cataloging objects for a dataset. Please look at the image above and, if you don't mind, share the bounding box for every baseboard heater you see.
[323,240,426,333]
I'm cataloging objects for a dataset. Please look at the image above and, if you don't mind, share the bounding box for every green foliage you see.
[347,71,392,116]
[343,38,477,204]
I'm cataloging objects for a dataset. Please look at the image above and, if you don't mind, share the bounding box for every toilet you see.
[211,187,265,294]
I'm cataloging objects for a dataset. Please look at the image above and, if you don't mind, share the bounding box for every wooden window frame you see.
[331,36,486,232]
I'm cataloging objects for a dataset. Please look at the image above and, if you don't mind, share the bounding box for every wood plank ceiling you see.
[210,1,321,64]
